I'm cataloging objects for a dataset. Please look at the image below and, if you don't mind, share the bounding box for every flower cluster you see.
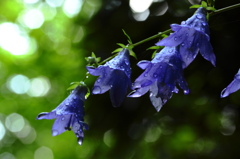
[128,7,215,110]
[37,86,88,145]
[37,7,218,145]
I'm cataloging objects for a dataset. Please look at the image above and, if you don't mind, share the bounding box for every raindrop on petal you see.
[78,137,83,145]
[181,21,186,25]
[174,37,177,41]
[196,14,203,19]
[153,73,158,78]
[92,86,101,94]
[183,89,189,95]
[52,130,59,136]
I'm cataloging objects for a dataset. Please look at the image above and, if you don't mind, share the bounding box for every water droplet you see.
[66,102,70,106]
[174,37,177,41]
[73,96,77,100]
[78,137,83,145]
[97,78,101,83]
[144,73,148,77]
[202,22,207,26]
[124,59,129,65]
[168,49,173,53]
[189,41,192,45]
[61,117,65,121]
[184,90,189,95]
[181,43,185,47]
[153,73,158,78]
[92,86,101,94]
[181,21,186,25]
[196,14,203,19]
[52,130,59,136]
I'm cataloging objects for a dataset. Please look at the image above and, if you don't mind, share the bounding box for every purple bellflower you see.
[37,86,88,145]
[128,47,189,112]
[221,69,240,98]
[86,48,131,107]
[156,7,216,68]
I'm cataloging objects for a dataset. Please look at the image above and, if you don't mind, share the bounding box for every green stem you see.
[131,29,172,47]
[210,3,240,16]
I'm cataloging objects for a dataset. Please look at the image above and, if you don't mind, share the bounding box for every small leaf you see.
[117,43,127,48]
[147,46,162,50]
[129,50,137,59]
[112,48,123,54]
[206,7,216,11]
[201,1,207,8]
[67,82,80,90]
[151,50,158,59]
[190,5,201,9]
[122,29,132,44]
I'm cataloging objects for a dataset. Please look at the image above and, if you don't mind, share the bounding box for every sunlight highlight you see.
[63,0,83,18]
[0,22,36,56]
[130,0,153,13]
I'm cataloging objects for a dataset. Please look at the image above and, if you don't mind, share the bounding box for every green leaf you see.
[201,1,207,8]
[67,82,81,90]
[190,5,201,9]
[206,7,216,11]
[122,29,132,44]
[112,48,123,54]
[129,50,137,60]
[116,43,127,48]
[147,46,162,50]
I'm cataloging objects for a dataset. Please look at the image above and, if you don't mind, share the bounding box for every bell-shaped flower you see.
[36,86,88,145]
[128,47,189,112]
[86,48,131,107]
[221,69,240,98]
[156,7,216,68]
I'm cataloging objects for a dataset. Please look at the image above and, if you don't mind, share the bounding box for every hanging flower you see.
[86,48,131,107]
[221,69,240,98]
[37,86,88,145]
[128,47,189,112]
[156,7,216,68]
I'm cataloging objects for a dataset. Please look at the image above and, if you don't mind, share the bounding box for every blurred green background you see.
[0,0,240,158]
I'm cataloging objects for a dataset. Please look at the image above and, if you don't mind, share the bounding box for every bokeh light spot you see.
[0,22,36,55]
[24,0,39,4]
[130,0,153,13]
[5,113,25,133]
[27,77,51,97]
[63,0,83,18]
[7,74,30,94]
[0,120,6,140]
[0,152,15,159]
[21,9,45,29]
[34,146,54,159]
[46,0,64,7]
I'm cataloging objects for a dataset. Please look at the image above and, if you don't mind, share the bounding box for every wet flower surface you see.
[129,47,189,112]
[86,48,131,107]
[156,7,216,68]
[37,86,88,145]
[221,69,240,98]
